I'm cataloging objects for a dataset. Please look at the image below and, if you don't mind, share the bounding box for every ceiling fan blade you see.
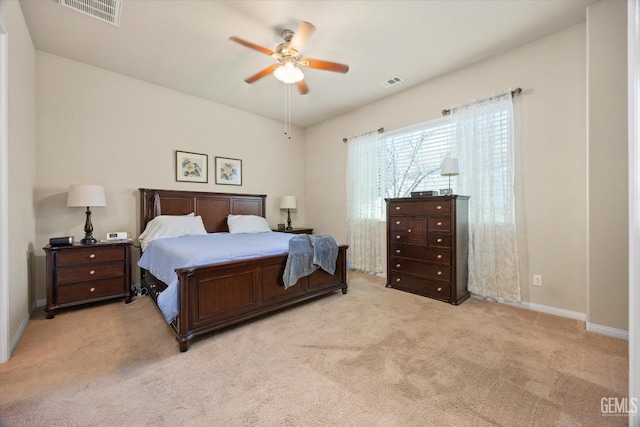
[289,21,315,53]
[245,64,279,84]
[296,79,309,95]
[230,36,276,57]
[299,58,349,73]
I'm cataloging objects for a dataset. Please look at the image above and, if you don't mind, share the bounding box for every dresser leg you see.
[45,309,55,319]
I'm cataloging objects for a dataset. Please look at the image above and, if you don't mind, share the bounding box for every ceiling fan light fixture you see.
[274,62,304,83]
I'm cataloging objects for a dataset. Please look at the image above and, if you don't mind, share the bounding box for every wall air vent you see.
[380,76,404,88]
[59,0,122,27]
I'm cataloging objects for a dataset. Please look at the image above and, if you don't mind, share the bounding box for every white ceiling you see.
[19,0,596,128]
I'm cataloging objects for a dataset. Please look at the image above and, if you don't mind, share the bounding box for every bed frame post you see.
[177,270,191,352]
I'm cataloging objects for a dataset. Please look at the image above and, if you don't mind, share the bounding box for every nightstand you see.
[273,227,314,234]
[43,241,132,319]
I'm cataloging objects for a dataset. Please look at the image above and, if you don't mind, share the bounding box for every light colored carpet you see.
[0,271,629,426]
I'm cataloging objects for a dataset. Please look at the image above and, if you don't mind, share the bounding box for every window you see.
[382,117,455,201]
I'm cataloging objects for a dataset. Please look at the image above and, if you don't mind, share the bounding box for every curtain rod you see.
[441,87,522,116]
[343,127,384,143]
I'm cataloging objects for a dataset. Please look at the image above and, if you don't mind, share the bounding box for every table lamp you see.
[280,196,297,231]
[67,184,107,244]
[440,158,459,196]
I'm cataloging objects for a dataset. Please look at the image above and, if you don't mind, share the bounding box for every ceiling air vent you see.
[380,76,404,88]
[59,0,122,27]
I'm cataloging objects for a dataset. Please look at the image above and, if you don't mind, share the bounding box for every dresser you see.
[386,195,470,305]
[44,241,132,318]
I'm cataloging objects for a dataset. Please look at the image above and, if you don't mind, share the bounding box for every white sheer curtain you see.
[453,94,521,301]
[346,131,384,274]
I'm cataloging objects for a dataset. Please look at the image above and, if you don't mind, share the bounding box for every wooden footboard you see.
[141,245,348,351]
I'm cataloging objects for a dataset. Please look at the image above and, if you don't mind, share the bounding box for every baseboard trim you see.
[586,322,629,340]
[10,307,31,355]
[474,296,629,340]
[509,300,588,322]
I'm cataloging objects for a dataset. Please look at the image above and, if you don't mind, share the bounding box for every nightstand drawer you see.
[56,278,127,304]
[56,246,125,266]
[56,261,124,284]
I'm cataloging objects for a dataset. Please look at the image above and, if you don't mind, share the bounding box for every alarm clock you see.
[106,231,130,241]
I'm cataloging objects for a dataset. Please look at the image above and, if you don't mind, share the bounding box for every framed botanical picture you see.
[215,156,242,186]
[176,151,208,183]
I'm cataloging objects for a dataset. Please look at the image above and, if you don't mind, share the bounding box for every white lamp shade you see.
[440,158,460,176]
[280,195,297,210]
[67,185,107,207]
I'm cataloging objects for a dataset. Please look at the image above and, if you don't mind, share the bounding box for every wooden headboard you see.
[139,188,266,234]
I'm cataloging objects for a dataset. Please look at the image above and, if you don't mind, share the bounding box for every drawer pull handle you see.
[396,264,400,268]
[396,250,401,254]
[89,254,96,259]
[90,287,95,292]
[437,271,442,276]
[437,206,442,210]
[437,238,443,243]
[396,278,401,282]
[396,221,401,225]
[437,287,442,292]
[437,254,442,259]
[408,229,411,233]
[437,222,442,226]
[395,206,400,210]
[396,236,400,239]
[89,270,95,275]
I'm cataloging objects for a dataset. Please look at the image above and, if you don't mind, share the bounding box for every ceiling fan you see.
[230,21,349,95]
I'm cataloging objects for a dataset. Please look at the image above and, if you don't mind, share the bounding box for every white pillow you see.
[139,215,207,250]
[227,214,272,234]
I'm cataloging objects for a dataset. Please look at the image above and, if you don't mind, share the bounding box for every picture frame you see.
[176,150,208,183]
[215,156,242,186]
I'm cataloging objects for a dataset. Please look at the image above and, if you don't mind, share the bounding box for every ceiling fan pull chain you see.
[287,84,292,139]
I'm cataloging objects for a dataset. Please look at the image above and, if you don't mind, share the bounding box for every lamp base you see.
[286,209,293,231]
[81,235,97,245]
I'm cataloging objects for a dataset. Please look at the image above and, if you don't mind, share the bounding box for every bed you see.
[138,188,348,352]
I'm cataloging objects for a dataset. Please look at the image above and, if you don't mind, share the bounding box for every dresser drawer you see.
[388,201,450,215]
[390,244,450,265]
[429,233,451,248]
[388,272,451,300]
[389,217,407,230]
[56,277,126,304]
[390,231,408,244]
[56,246,125,266]
[428,216,451,232]
[56,261,124,285]
[390,257,450,281]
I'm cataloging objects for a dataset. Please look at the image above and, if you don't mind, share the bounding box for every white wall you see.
[0,0,37,357]
[587,0,628,332]
[305,24,589,316]
[34,52,306,297]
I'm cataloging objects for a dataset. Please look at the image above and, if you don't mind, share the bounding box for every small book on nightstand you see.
[49,236,73,246]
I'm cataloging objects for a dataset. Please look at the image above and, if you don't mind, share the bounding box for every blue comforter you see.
[138,232,294,323]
